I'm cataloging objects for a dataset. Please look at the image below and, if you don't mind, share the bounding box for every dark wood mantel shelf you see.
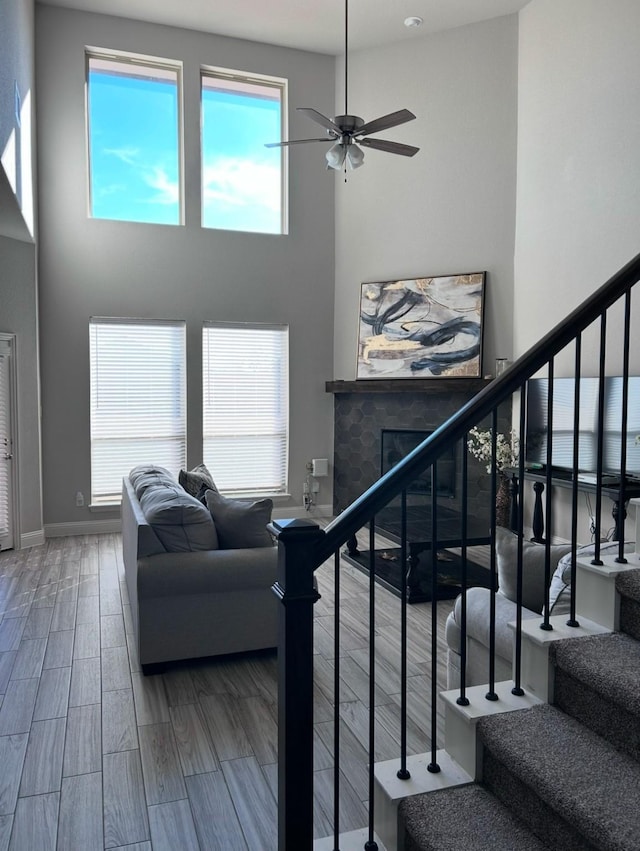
[325,378,492,394]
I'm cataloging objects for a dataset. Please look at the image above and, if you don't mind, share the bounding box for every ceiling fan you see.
[265,0,419,171]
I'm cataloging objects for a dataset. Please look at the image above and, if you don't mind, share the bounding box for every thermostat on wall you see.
[311,458,329,477]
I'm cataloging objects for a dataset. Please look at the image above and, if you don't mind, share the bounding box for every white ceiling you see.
[38,0,531,54]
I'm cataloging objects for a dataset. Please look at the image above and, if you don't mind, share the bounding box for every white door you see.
[0,337,15,551]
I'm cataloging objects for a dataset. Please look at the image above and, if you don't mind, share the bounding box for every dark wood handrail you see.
[315,250,640,565]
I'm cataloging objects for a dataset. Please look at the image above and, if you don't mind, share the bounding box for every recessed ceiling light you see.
[404,16,423,28]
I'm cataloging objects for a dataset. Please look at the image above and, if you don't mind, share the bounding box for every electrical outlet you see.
[76,491,85,507]
[303,481,310,494]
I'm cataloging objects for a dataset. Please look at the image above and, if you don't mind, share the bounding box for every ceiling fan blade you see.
[265,138,334,148]
[297,107,342,135]
[359,137,420,157]
[356,109,416,138]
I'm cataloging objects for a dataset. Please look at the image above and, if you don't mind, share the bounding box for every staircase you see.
[399,570,640,851]
[272,251,640,851]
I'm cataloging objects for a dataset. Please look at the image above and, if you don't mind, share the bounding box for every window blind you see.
[202,322,289,495]
[90,318,186,503]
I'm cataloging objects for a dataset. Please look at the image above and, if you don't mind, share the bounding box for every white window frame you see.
[202,321,289,496]
[89,317,187,504]
[200,65,288,235]
[85,47,185,225]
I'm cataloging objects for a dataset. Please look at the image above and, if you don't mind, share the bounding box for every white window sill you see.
[89,501,121,512]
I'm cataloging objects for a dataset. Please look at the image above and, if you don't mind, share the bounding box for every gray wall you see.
[35,6,336,528]
[515,0,640,371]
[333,15,519,380]
[0,0,43,544]
[515,0,640,541]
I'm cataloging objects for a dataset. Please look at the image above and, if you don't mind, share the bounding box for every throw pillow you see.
[495,527,571,614]
[179,463,217,498]
[139,483,219,552]
[204,489,273,549]
[129,465,176,500]
[549,540,635,615]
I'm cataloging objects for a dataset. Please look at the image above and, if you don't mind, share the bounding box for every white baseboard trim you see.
[45,519,122,538]
[272,504,333,521]
[20,530,46,549]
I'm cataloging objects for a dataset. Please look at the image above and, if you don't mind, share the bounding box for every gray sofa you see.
[122,465,278,672]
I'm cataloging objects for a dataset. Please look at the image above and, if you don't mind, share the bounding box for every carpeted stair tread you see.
[550,632,640,718]
[616,569,640,640]
[477,703,640,851]
[398,784,551,851]
[616,569,640,603]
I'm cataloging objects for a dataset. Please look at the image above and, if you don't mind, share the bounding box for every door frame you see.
[0,333,20,550]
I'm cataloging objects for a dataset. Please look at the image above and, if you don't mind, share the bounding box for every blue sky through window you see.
[87,54,285,234]
[88,58,180,225]
[201,77,283,234]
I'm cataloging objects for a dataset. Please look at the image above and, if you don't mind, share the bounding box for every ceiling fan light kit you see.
[265,0,419,172]
[326,138,365,170]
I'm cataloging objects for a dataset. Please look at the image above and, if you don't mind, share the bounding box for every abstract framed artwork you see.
[356,272,486,379]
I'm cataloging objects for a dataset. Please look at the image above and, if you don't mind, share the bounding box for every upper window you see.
[201,69,287,235]
[202,322,289,495]
[86,51,182,225]
[89,318,186,503]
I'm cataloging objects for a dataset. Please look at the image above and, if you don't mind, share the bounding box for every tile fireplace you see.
[327,378,510,601]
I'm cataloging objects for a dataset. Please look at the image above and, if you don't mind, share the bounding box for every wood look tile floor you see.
[0,531,467,850]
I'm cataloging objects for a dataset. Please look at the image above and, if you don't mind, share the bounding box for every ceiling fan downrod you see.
[263,0,420,170]
[344,0,348,117]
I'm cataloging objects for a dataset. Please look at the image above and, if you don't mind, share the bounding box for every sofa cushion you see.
[129,465,177,500]
[179,464,217,498]
[139,483,219,552]
[205,490,273,549]
[137,546,278,598]
[495,527,571,614]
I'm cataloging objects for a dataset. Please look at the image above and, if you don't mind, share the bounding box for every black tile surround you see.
[330,381,510,526]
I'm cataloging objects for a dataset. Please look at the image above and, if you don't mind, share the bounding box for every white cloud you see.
[103,146,140,165]
[97,183,127,198]
[202,157,280,212]
[142,166,179,206]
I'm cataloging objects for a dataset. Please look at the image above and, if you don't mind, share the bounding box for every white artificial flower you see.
[468,426,519,474]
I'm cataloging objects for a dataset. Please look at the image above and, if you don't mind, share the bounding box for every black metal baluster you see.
[429,463,441,772]
[365,521,378,850]
[486,412,499,701]
[616,290,631,561]
[333,549,341,850]
[397,489,410,780]
[541,361,554,631]
[512,386,526,696]
[457,436,470,708]
[593,313,607,565]
[568,337,582,628]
